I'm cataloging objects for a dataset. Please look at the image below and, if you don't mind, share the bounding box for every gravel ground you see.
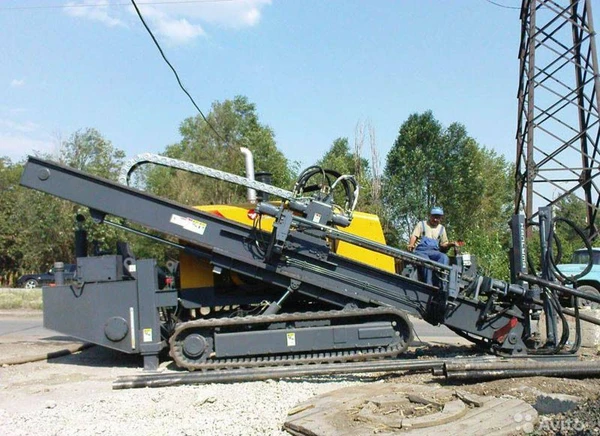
[5,344,600,436]
[3,314,600,435]
[0,310,472,436]
[1,378,370,436]
[0,346,375,436]
[547,401,600,436]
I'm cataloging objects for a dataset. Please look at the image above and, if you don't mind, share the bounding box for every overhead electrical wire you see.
[7,0,521,143]
[483,0,521,10]
[130,0,225,143]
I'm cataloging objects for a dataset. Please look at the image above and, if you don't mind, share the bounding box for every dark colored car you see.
[17,264,77,289]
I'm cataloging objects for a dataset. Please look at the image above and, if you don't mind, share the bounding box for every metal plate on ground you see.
[284,383,538,435]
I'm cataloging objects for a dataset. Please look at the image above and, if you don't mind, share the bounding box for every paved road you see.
[0,315,51,338]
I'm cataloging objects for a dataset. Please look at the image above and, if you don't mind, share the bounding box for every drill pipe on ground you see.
[443,360,600,381]
[113,359,446,389]
[562,307,600,326]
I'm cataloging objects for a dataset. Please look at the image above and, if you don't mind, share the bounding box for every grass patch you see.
[0,289,43,310]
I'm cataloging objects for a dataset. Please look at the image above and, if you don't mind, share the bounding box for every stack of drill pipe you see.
[443,359,600,381]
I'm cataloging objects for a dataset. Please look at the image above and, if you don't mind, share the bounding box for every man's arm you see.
[439,240,457,253]
[439,228,456,252]
[407,223,421,251]
[407,235,418,251]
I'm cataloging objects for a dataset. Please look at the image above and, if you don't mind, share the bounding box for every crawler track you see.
[169,307,413,371]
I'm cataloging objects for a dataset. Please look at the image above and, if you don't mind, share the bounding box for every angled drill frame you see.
[21,157,535,366]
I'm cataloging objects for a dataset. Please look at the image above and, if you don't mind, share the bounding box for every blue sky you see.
[2,0,523,170]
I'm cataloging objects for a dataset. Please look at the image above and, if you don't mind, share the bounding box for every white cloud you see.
[10,79,25,88]
[63,0,271,45]
[147,0,271,28]
[0,132,55,162]
[0,116,56,161]
[135,4,205,45]
[0,119,39,133]
[65,0,126,28]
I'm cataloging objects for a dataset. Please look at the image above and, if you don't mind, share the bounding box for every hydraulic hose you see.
[521,215,593,355]
[547,216,594,284]
[292,166,356,215]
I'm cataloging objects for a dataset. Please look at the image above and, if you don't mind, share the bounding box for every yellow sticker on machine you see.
[286,332,296,347]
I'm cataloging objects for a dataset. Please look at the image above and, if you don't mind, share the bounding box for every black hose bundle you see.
[526,216,593,354]
[292,166,357,214]
[547,216,594,284]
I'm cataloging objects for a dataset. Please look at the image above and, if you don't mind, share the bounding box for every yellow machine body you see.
[179,204,395,289]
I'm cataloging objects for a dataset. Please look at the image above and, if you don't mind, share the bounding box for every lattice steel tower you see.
[515,0,600,238]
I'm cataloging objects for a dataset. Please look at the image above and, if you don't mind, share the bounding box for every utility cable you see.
[130,0,225,143]
[483,0,520,10]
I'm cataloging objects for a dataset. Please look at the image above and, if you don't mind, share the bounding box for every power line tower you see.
[515,0,600,239]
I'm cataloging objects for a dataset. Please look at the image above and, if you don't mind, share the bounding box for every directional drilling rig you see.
[19,153,596,371]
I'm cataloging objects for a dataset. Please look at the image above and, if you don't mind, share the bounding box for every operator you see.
[407,206,458,285]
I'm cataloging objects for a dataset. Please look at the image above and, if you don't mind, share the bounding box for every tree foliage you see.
[146,96,295,205]
[6,105,583,286]
[55,128,127,257]
[0,158,26,283]
[318,138,365,176]
[381,111,514,279]
[316,137,374,212]
[57,128,126,179]
[551,195,596,263]
[0,129,127,284]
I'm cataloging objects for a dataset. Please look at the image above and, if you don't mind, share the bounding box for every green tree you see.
[318,138,364,175]
[459,150,514,279]
[316,137,372,212]
[0,157,78,281]
[147,96,295,206]
[6,129,129,281]
[382,111,445,239]
[382,111,514,279]
[55,128,127,256]
[58,128,125,179]
[552,195,595,262]
[0,158,25,284]
[11,187,75,273]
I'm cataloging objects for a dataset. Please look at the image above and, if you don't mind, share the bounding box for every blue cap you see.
[430,206,444,216]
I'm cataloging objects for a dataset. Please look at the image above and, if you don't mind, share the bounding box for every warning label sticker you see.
[286,332,296,347]
[143,328,153,343]
[170,214,207,235]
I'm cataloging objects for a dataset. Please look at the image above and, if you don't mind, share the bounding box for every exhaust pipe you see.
[240,147,257,203]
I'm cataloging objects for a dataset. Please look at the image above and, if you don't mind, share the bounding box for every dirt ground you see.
[392,345,600,435]
[3,314,600,435]
[2,343,600,434]
[397,344,600,404]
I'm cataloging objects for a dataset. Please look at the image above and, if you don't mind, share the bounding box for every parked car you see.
[556,247,600,307]
[17,264,77,289]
